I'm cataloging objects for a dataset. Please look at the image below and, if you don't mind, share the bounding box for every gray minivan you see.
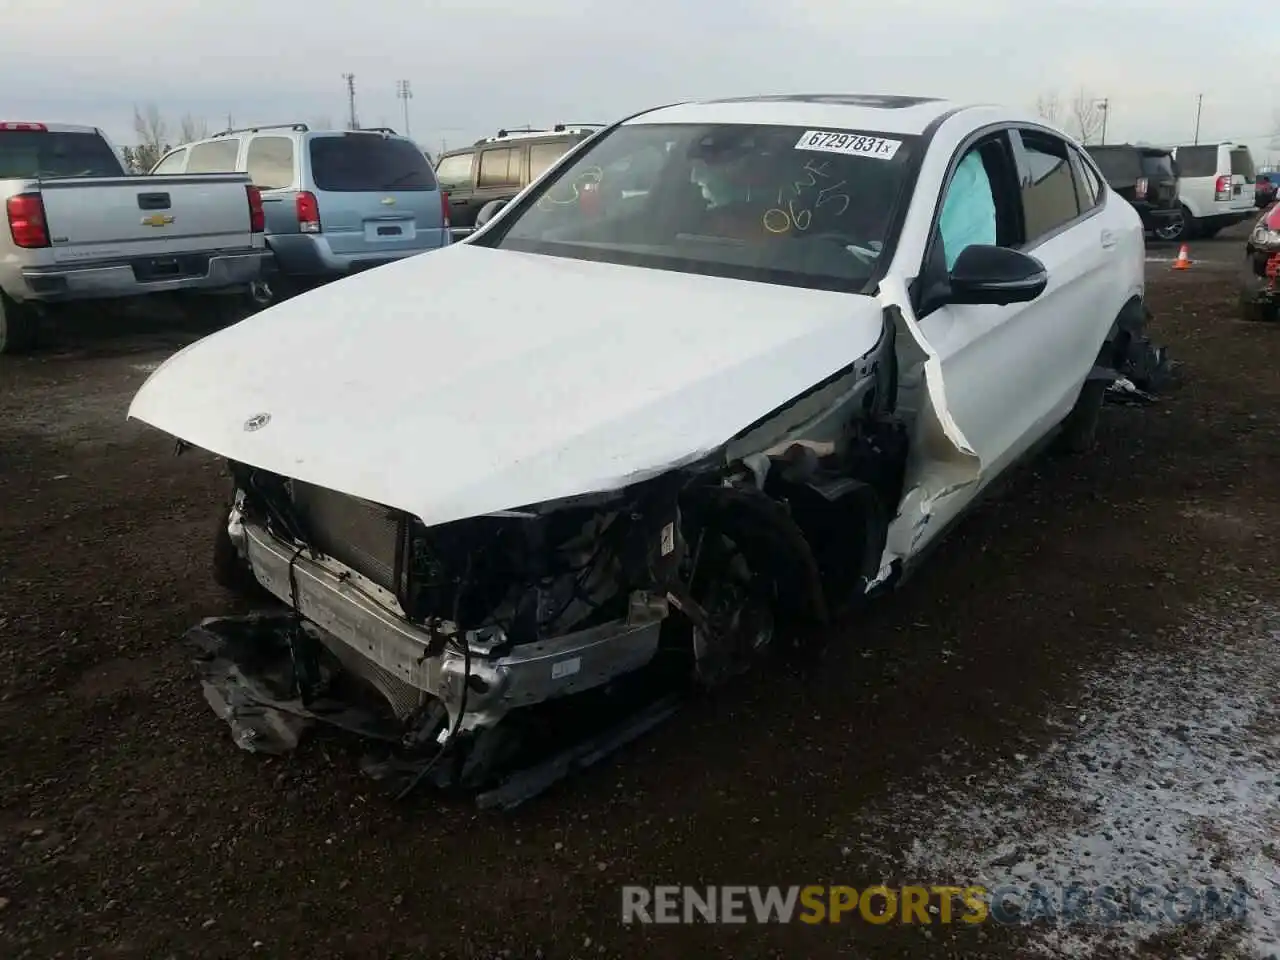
[150,124,450,296]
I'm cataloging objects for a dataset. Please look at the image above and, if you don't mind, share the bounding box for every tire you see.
[0,292,40,355]
[1153,206,1191,243]
[1057,378,1107,454]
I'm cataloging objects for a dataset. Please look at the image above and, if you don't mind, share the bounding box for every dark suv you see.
[1085,144,1181,239]
[435,125,601,237]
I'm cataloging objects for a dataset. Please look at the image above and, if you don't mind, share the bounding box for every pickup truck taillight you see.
[296,191,321,233]
[440,191,450,229]
[6,193,50,248]
[246,185,265,233]
[0,122,47,132]
[1134,177,1148,200]
[1215,175,1232,201]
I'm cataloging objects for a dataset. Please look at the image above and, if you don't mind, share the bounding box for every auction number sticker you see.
[795,130,901,160]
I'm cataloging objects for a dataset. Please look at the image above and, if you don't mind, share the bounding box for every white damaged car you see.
[129,94,1147,801]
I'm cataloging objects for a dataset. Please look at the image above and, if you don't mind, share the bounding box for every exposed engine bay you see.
[195,312,911,806]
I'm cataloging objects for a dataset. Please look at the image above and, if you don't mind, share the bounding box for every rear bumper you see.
[18,249,268,302]
[267,229,451,279]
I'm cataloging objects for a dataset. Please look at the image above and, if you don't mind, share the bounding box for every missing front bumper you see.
[234,517,669,731]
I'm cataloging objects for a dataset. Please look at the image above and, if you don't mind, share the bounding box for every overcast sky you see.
[4,0,1277,163]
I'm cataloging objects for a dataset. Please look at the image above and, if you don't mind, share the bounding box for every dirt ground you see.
[1,231,1277,959]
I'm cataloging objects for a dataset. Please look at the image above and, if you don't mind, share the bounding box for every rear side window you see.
[435,152,474,190]
[0,130,125,179]
[246,136,295,190]
[309,135,436,192]
[151,148,187,174]
[1229,148,1255,180]
[1176,146,1217,178]
[188,139,240,173]
[477,147,520,188]
[1018,132,1081,242]
[529,141,572,181]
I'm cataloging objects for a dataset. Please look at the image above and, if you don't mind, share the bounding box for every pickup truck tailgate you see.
[38,174,256,264]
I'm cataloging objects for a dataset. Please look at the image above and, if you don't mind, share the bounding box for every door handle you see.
[1100,230,1117,249]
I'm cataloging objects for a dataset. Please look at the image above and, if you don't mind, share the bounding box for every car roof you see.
[628,94,981,135]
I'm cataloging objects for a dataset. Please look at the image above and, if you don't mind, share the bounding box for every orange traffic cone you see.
[1172,244,1192,270]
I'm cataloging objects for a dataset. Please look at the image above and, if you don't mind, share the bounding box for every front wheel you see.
[684,527,777,688]
[1057,378,1107,454]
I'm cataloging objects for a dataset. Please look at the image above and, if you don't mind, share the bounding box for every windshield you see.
[479,123,915,291]
[309,135,436,192]
[0,130,125,179]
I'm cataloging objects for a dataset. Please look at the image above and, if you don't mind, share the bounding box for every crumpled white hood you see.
[128,244,887,527]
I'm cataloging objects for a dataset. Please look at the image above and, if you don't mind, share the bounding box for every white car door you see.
[914,127,1111,492]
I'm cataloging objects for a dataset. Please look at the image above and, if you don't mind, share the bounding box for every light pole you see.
[395,80,412,138]
[1193,93,1203,145]
[1095,98,1109,145]
[342,73,359,130]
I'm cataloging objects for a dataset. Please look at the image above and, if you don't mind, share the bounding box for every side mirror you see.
[947,244,1048,306]
[475,199,508,229]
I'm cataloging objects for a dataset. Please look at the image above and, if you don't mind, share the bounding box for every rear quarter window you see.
[187,139,241,173]
[435,152,474,190]
[1087,148,1141,183]
[309,135,437,192]
[1175,146,1218,178]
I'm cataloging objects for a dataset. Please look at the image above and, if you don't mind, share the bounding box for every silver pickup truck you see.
[0,121,268,353]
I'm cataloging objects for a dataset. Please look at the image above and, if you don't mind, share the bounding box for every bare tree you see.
[132,103,170,171]
[1035,93,1062,126]
[178,113,209,144]
[1070,89,1104,145]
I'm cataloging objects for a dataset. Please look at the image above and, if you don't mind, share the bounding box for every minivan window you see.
[246,136,295,190]
[483,122,916,292]
[435,152,474,189]
[0,130,126,179]
[1229,148,1255,180]
[1176,146,1217,178]
[151,148,187,174]
[188,139,240,173]
[309,135,437,192]
[478,148,519,188]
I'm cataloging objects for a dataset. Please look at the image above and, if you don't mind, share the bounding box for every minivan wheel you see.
[0,292,40,355]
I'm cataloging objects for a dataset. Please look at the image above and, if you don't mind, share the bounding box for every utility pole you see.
[343,73,359,131]
[1096,98,1109,145]
[395,80,412,138]
[1193,93,1203,145]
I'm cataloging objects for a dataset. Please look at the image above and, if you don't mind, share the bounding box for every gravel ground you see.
[1,231,1277,959]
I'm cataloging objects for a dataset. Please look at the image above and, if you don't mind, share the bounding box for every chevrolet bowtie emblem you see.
[141,214,175,227]
[380,197,396,205]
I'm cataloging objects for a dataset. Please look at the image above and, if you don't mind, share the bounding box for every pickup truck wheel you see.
[1057,378,1107,454]
[0,293,40,355]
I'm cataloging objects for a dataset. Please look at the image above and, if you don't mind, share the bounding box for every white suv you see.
[1160,142,1257,241]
